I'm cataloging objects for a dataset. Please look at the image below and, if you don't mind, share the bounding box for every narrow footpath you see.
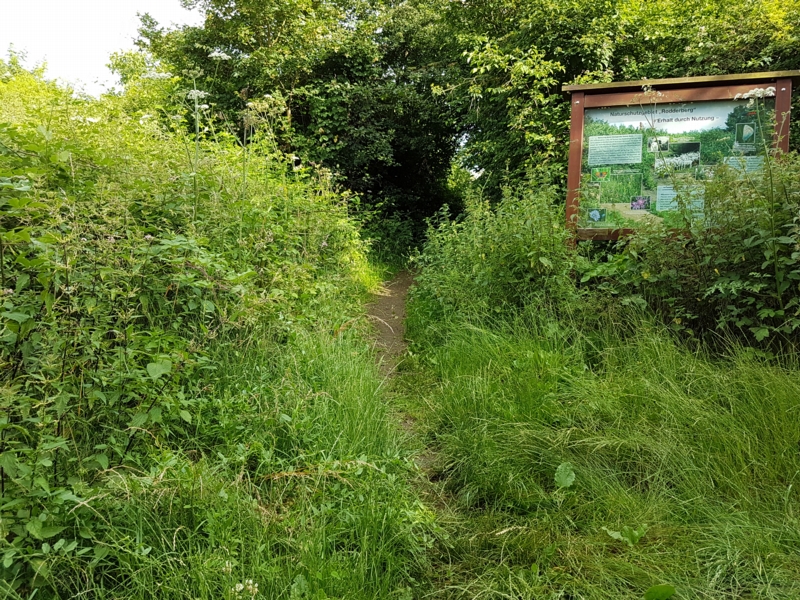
[366,269,452,553]
[367,270,414,377]
[366,270,438,467]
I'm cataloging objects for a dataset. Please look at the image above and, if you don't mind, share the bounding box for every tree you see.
[136,0,461,227]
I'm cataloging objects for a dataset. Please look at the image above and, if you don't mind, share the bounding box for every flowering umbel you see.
[187,89,209,101]
[734,87,776,101]
[209,50,232,61]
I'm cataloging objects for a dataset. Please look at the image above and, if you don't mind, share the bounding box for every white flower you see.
[734,93,742,100]
[264,93,272,99]
[199,104,210,110]
[209,50,232,61]
[232,582,245,593]
[245,580,258,595]
[187,89,209,101]
[742,87,770,101]
[141,71,172,80]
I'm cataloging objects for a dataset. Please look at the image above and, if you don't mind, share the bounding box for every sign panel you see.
[578,98,774,227]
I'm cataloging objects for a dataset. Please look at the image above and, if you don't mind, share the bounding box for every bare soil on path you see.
[367,270,414,377]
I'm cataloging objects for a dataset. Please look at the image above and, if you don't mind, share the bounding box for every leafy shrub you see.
[409,181,575,329]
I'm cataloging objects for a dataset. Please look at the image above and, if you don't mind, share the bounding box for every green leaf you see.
[149,407,163,423]
[129,412,148,428]
[554,462,575,488]
[602,524,647,547]
[89,545,110,567]
[95,453,109,470]
[644,584,676,599]
[3,550,15,568]
[37,232,61,244]
[25,518,43,539]
[40,526,66,539]
[0,452,19,478]
[179,410,192,423]
[2,311,31,323]
[146,360,172,380]
[15,273,29,292]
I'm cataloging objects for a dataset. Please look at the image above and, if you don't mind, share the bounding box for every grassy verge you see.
[50,331,433,599]
[403,311,800,599]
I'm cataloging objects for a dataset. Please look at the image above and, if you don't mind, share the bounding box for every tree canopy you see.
[133,0,800,213]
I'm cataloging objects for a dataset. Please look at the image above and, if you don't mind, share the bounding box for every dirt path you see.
[367,270,443,474]
[367,270,414,377]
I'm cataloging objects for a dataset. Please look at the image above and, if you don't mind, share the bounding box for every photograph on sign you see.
[578,98,774,228]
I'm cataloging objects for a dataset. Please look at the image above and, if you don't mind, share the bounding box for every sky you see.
[1,0,204,96]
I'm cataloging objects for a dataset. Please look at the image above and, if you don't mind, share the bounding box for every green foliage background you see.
[131,0,800,224]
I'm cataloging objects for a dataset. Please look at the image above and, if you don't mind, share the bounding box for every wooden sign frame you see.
[563,71,800,241]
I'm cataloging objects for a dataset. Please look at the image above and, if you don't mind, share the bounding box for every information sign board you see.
[563,72,799,240]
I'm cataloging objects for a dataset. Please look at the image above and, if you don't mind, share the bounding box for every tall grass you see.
[48,332,433,599]
[405,308,800,598]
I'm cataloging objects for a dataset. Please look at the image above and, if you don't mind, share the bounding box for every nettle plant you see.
[0,122,241,583]
[582,89,800,344]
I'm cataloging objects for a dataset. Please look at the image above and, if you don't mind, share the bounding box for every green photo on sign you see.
[591,167,610,181]
[603,172,642,204]
[736,122,756,144]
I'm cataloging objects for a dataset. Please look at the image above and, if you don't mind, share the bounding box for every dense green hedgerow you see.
[0,62,431,597]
